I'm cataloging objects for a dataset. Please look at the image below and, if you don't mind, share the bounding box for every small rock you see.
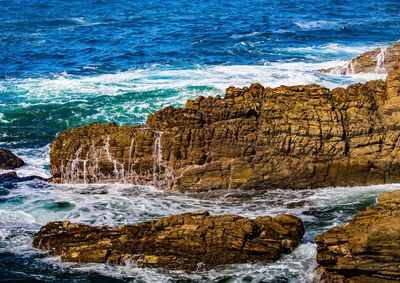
[0,148,24,170]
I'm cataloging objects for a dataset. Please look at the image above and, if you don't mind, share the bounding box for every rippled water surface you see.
[1,0,400,282]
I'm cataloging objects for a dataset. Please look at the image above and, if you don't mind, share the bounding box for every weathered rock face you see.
[50,62,400,192]
[0,148,24,170]
[32,211,304,271]
[320,40,400,74]
[316,190,400,283]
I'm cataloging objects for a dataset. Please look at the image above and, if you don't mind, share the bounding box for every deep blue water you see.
[2,0,400,78]
[1,0,400,282]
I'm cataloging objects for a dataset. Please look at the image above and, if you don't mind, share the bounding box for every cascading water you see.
[152,131,163,186]
[58,131,176,188]
[375,47,387,73]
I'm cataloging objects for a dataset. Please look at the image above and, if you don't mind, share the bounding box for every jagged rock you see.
[32,211,304,271]
[0,148,24,170]
[320,40,400,74]
[49,63,400,192]
[316,190,400,283]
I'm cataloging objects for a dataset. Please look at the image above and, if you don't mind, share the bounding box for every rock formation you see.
[316,190,400,282]
[50,61,400,192]
[32,211,304,271]
[320,40,400,74]
[0,148,24,170]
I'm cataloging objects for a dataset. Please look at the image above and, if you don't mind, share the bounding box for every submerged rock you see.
[316,190,400,283]
[320,40,400,74]
[0,172,49,183]
[0,148,24,170]
[33,211,304,271]
[50,62,400,192]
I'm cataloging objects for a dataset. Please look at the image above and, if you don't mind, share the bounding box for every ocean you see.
[1,0,400,282]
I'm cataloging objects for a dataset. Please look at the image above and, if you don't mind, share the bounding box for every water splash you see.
[128,136,136,176]
[375,47,387,73]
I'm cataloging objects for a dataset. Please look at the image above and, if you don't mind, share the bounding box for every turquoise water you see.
[1,0,400,281]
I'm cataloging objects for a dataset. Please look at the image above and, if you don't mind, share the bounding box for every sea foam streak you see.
[0,61,386,99]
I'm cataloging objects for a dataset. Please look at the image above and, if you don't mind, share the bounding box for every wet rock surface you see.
[316,189,400,283]
[32,211,304,271]
[320,40,400,74]
[50,62,400,192]
[0,148,24,170]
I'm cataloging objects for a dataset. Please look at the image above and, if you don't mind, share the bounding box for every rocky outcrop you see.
[0,148,24,170]
[320,40,400,74]
[32,211,304,271]
[316,190,400,282]
[50,62,400,192]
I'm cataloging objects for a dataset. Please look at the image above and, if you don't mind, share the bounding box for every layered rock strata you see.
[316,190,400,282]
[0,148,24,170]
[32,211,304,271]
[50,62,400,192]
[320,40,400,74]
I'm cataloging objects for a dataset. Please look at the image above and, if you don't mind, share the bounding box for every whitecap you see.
[294,20,344,30]
[280,43,378,56]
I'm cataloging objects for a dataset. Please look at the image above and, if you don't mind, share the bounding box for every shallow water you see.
[1,0,400,281]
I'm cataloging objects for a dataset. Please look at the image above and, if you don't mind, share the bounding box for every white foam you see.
[0,113,10,123]
[294,20,343,30]
[0,210,36,225]
[1,61,385,102]
[0,228,10,240]
[12,145,51,178]
[281,43,377,56]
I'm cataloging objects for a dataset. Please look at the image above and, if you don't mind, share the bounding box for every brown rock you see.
[32,211,304,271]
[49,63,400,192]
[316,190,400,283]
[320,40,400,74]
[0,148,24,170]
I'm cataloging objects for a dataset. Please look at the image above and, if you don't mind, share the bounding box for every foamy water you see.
[0,179,397,282]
